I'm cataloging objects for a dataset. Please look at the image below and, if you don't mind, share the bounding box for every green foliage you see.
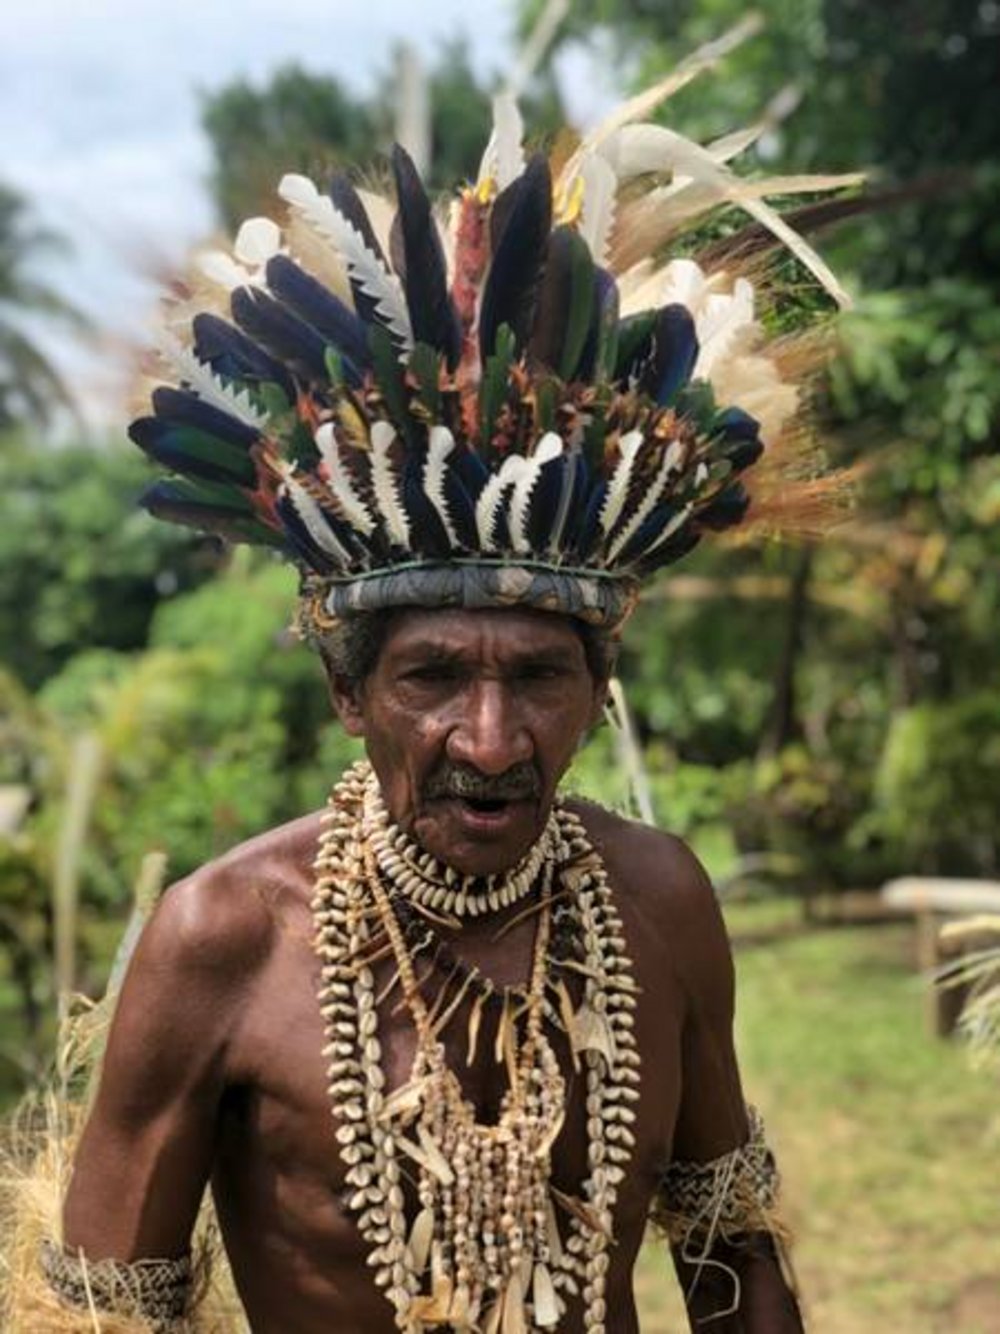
[201,64,380,229]
[0,440,218,689]
[200,39,566,232]
[870,693,1000,875]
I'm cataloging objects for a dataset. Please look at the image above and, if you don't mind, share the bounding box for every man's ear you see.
[327,674,367,737]
[588,676,610,731]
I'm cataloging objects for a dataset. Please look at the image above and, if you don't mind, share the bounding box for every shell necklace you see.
[312,761,641,1334]
[365,778,558,919]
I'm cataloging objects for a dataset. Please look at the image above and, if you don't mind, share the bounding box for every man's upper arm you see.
[63,868,271,1260]
[634,826,748,1160]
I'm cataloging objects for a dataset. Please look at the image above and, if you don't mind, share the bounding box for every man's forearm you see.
[672,1232,804,1332]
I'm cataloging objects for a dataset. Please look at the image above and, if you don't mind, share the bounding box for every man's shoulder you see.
[568,797,715,922]
[144,809,325,983]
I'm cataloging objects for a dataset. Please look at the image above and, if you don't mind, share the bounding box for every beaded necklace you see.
[312,761,641,1334]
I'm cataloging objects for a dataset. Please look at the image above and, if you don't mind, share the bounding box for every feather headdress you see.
[130,44,860,633]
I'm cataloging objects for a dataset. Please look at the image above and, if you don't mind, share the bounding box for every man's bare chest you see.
[219,898,685,1231]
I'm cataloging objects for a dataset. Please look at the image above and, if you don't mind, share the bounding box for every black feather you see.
[129,418,257,487]
[479,154,552,360]
[231,286,330,385]
[578,268,620,384]
[140,478,282,548]
[616,501,685,566]
[391,145,462,369]
[401,458,452,558]
[613,310,657,386]
[192,313,295,402]
[640,304,699,407]
[633,524,701,576]
[530,225,595,381]
[265,255,370,382]
[274,492,339,574]
[439,460,480,550]
[150,387,260,448]
[696,481,751,531]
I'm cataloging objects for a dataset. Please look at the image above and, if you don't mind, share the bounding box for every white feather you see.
[369,421,410,548]
[314,422,375,537]
[607,440,684,561]
[475,454,527,552]
[197,250,252,291]
[600,124,852,307]
[234,217,282,266]
[477,92,525,192]
[509,433,564,555]
[280,475,352,566]
[598,430,644,535]
[278,173,413,349]
[157,334,267,430]
[423,425,459,547]
[558,14,763,191]
[578,155,618,265]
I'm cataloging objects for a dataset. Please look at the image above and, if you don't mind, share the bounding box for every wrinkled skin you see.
[63,609,803,1333]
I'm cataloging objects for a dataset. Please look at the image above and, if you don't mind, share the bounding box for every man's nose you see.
[446,681,533,775]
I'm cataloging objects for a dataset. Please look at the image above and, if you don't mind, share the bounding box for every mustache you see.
[423,761,541,802]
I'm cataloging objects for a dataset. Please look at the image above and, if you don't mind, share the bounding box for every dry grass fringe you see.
[0,997,246,1332]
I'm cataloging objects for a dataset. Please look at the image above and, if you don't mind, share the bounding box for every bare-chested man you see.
[61,607,803,1332]
[28,62,849,1329]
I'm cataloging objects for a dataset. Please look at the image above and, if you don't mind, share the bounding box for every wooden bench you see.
[879,878,1000,1036]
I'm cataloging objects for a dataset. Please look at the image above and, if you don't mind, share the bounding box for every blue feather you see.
[192,314,295,402]
[526,453,569,552]
[642,304,699,407]
[712,407,764,471]
[265,255,370,383]
[231,286,330,385]
[128,417,257,487]
[697,482,751,531]
[571,478,609,561]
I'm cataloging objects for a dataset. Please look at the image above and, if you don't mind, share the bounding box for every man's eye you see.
[516,664,563,682]
[403,665,460,683]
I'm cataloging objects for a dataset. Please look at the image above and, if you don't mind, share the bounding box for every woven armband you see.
[651,1105,787,1247]
[40,1239,192,1332]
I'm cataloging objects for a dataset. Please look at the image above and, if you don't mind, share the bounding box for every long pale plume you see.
[558,11,764,188]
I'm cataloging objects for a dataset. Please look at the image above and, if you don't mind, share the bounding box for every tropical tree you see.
[0,184,85,432]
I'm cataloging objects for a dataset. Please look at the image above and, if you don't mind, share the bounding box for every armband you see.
[40,1239,192,1331]
[651,1105,787,1247]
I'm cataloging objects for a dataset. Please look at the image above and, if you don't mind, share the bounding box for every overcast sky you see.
[0,0,612,429]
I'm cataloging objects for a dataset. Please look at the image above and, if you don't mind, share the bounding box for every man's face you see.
[332,608,607,877]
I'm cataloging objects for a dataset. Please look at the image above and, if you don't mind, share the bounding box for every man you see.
[32,79,849,1332]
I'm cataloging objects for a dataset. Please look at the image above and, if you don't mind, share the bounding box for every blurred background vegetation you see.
[1,1,998,1328]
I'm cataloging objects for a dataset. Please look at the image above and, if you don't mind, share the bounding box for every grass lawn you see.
[633,902,1000,1333]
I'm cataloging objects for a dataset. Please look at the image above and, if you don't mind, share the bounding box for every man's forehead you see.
[382,607,585,659]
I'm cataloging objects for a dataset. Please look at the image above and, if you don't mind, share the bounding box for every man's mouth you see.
[457,795,513,815]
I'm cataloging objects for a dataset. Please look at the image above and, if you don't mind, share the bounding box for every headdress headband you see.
[129,46,860,633]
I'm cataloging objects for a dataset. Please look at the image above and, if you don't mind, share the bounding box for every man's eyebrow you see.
[393,641,580,667]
